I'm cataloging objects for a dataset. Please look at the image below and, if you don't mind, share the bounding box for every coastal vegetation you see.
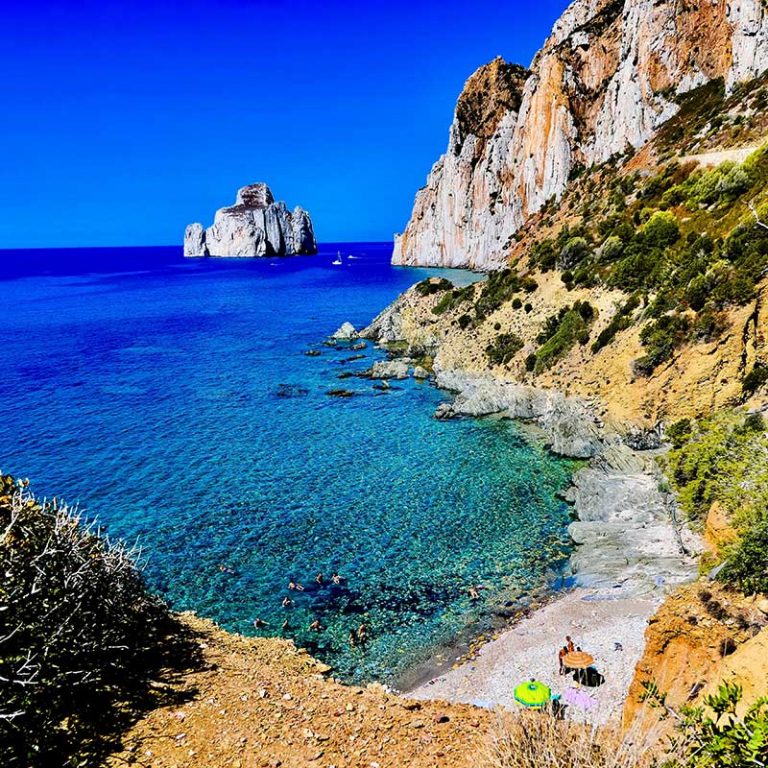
[665,410,768,594]
[528,138,768,377]
[530,301,596,373]
[0,474,200,767]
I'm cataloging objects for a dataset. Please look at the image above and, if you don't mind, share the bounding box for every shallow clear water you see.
[0,243,576,683]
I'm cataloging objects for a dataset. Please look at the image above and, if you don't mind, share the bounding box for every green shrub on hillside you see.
[642,210,680,248]
[665,418,693,449]
[667,410,768,525]
[472,268,537,321]
[665,410,768,594]
[486,332,524,366]
[415,277,453,296]
[432,284,475,315]
[532,302,595,372]
[670,161,754,209]
[656,683,768,768]
[558,236,591,270]
[591,294,641,353]
[743,364,768,394]
[634,313,691,375]
[719,524,768,595]
[526,140,768,372]
[597,235,625,262]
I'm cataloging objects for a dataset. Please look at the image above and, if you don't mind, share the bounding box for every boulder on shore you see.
[184,183,317,258]
[332,322,358,340]
[369,360,409,380]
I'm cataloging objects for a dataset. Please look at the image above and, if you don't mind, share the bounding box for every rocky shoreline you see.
[399,368,700,720]
[353,295,702,717]
[429,369,700,598]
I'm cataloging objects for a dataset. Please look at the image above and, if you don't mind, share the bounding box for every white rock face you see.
[394,0,768,269]
[184,183,317,258]
[332,322,358,340]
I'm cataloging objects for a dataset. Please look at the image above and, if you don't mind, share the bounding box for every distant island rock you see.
[184,183,317,257]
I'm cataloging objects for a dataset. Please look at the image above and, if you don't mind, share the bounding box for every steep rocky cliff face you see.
[623,584,768,727]
[184,183,317,258]
[394,0,768,269]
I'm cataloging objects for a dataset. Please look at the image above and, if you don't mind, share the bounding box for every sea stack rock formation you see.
[184,183,317,257]
[393,0,768,270]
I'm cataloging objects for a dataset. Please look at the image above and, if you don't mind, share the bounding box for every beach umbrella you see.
[563,687,595,710]
[513,680,551,708]
[564,651,594,669]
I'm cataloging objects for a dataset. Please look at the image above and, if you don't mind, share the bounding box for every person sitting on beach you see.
[309,619,322,632]
[288,581,305,591]
[253,618,269,629]
[566,635,575,653]
[558,645,568,675]
[281,596,293,608]
[315,572,324,585]
[468,585,480,601]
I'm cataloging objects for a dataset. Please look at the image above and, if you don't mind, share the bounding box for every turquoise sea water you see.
[0,243,576,684]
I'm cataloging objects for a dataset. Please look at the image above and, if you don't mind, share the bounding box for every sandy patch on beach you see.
[408,589,661,725]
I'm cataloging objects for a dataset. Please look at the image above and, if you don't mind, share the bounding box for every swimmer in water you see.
[253,618,269,629]
[288,581,305,592]
[315,572,324,585]
[281,596,294,608]
[309,619,322,632]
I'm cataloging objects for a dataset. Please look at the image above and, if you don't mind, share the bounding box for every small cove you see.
[0,243,578,683]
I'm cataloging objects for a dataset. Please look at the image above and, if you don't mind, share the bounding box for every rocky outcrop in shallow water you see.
[394,0,768,268]
[434,371,700,596]
[184,183,317,257]
[434,370,602,459]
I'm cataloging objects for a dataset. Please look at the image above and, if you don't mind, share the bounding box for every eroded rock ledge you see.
[184,183,317,258]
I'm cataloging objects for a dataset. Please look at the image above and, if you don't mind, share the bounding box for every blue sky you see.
[2,0,569,248]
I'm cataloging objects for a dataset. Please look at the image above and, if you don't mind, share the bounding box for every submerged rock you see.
[184,183,317,258]
[326,389,357,398]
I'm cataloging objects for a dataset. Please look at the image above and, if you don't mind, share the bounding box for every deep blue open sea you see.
[0,243,576,684]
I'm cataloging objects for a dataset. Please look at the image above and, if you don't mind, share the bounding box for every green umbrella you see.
[514,680,551,708]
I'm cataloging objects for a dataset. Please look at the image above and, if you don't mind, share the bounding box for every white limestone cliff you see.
[394,0,768,270]
[184,183,317,258]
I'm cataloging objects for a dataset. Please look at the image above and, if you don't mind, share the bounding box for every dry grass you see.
[481,708,667,768]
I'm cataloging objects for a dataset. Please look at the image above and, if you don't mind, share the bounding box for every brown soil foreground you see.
[107,614,491,768]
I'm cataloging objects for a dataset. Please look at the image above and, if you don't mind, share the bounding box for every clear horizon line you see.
[0,240,396,253]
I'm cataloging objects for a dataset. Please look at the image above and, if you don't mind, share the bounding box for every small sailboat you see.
[332,251,343,265]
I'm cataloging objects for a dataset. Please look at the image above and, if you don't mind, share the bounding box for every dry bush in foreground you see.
[481,709,663,768]
[0,474,202,768]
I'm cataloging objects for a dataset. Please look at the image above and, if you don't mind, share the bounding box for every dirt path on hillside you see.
[681,145,759,166]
